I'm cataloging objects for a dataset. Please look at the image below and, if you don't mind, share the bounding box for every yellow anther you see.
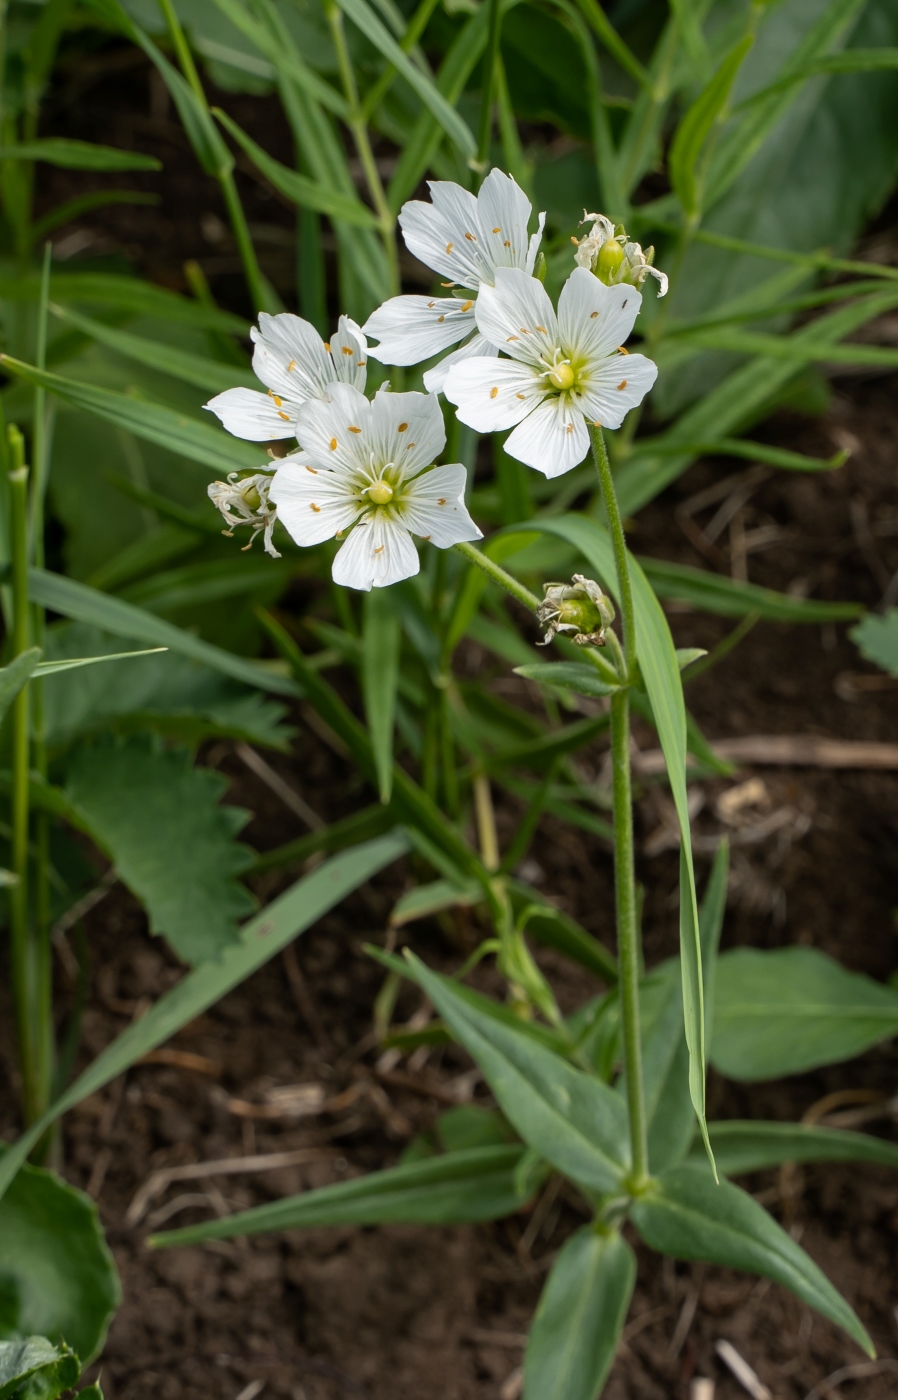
[461,300,474,312]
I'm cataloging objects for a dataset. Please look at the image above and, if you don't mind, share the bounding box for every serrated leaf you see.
[0,1338,80,1400]
[0,1150,120,1363]
[850,608,898,678]
[65,736,255,963]
[0,833,410,1202]
[690,1120,898,1175]
[711,946,898,1080]
[630,1164,872,1354]
[0,139,160,171]
[524,1228,635,1400]
[513,662,620,698]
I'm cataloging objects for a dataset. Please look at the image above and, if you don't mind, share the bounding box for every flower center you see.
[546,362,575,391]
[366,480,394,505]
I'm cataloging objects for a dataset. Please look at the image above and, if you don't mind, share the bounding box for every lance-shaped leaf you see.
[0,1150,120,1362]
[363,588,401,803]
[0,833,409,1202]
[404,953,630,1192]
[712,946,898,1080]
[0,139,160,170]
[669,35,754,218]
[524,1227,635,1400]
[630,1164,873,1354]
[639,557,862,623]
[851,609,898,677]
[149,1145,534,1248]
[513,663,621,699]
[0,357,259,474]
[690,1121,898,1176]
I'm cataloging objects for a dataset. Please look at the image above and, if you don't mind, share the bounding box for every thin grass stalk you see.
[29,243,52,1021]
[475,0,503,179]
[360,0,443,124]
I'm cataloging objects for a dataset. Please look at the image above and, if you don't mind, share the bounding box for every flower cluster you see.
[202,172,664,587]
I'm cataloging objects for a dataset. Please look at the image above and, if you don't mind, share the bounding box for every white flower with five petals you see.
[205,312,367,442]
[270,384,482,590]
[362,169,546,392]
[444,266,658,478]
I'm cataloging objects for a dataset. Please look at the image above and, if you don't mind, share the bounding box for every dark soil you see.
[1,36,897,1400]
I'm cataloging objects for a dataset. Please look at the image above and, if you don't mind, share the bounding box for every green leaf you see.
[508,883,618,984]
[0,833,410,1202]
[49,304,256,395]
[0,1338,81,1400]
[390,878,483,927]
[691,1120,898,1176]
[404,953,630,1193]
[630,1164,873,1354]
[437,1105,516,1152]
[0,1151,120,1363]
[524,1228,635,1400]
[513,663,620,698]
[738,45,898,106]
[363,588,401,803]
[31,190,160,245]
[711,946,898,1080]
[639,557,862,622]
[0,650,42,727]
[149,1145,532,1248]
[34,647,166,677]
[669,35,754,218]
[27,570,299,698]
[529,519,708,1157]
[65,736,254,964]
[212,109,380,228]
[0,271,248,334]
[850,609,898,678]
[0,356,258,475]
[335,0,475,157]
[0,139,160,171]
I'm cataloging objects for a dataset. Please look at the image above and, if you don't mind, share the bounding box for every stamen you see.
[617,380,628,390]
[421,534,432,541]
[330,437,338,450]
[305,465,318,474]
[503,240,511,247]
[341,345,354,355]
[446,241,454,254]
[287,359,297,372]
[464,231,476,241]
[437,498,447,505]
[374,545,385,554]
[490,387,498,398]
[349,425,362,433]
[507,335,519,342]
[590,311,599,319]
[408,442,416,448]
[520,327,529,334]
[492,227,501,234]
[618,346,630,355]
[277,411,290,421]
[566,424,573,434]
[461,300,474,312]
[428,300,435,308]
[357,361,366,368]
[323,342,331,351]
[516,393,526,400]
[437,315,445,323]
[398,422,409,432]
[535,325,547,333]
[310,503,321,512]
[272,393,283,406]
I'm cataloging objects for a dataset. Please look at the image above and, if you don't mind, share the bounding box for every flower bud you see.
[536,574,615,646]
[533,250,547,283]
[574,211,668,297]
[208,470,281,558]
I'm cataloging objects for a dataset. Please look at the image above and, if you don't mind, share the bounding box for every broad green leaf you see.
[390,878,482,926]
[0,650,42,726]
[669,35,754,218]
[0,1151,120,1363]
[0,1338,80,1400]
[213,109,380,228]
[28,570,299,697]
[363,588,401,803]
[630,1164,872,1354]
[711,947,898,1080]
[524,1227,635,1400]
[405,953,630,1192]
[65,736,255,964]
[149,1146,533,1248]
[0,832,409,1201]
[49,304,256,394]
[690,1120,898,1176]
[513,663,620,698]
[639,557,862,622]
[850,609,898,677]
[530,518,708,1157]
[0,139,160,171]
[0,357,259,475]
[335,0,475,158]
[437,1105,516,1152]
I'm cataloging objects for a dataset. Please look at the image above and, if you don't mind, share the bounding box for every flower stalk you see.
[453,538,540,613]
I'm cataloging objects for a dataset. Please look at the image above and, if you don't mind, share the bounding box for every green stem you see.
[30,245,51,1004]
[360,0,442,124]
[589,424,636,672]
[475,0,503,177]
[610,688,648,1185]
[453,539,540,613]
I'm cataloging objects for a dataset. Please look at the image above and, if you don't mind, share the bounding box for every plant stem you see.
[589,424,636,672]
[30,245,52,1021]
[360,0,442,124]
[475,0,503,178]
[453,539,540,613]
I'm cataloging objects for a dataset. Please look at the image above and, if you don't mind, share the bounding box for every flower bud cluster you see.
[537,574,615,646]
[208,471,281,558]
[573,213,668,297]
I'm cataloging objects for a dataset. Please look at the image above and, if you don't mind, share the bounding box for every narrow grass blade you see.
[0,139,160,171]
[362,589,401,803]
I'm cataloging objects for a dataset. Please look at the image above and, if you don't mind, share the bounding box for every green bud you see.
[596,238,626,285]
[241,482,262,511]
[533,250,547,283]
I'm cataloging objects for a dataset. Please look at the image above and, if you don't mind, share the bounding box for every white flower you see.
[269,384,482,590]
[362,168,546,392]
[444,266,658,478]
[574,212,668,297]
[205,313,367,442]
[208,471,281,558]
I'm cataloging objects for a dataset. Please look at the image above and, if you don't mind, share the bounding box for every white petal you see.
[367,388,445,479]
[400,463,482,547]
[329,316,369,390]
[475,169,534,273]
[294,382,373,475]
[504,396,590,478]
[252,312,333,400]
[577,352,658,430]
[270,456,361,546]
[333,512,420,591]
[423,331,497,393]
[444,356,543,432]
[363,295,475,366]
[204,387,297,441]
[558,268,643,362]
[399,181,486,287]
[474,267,557,365]
[525,210,547,275]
